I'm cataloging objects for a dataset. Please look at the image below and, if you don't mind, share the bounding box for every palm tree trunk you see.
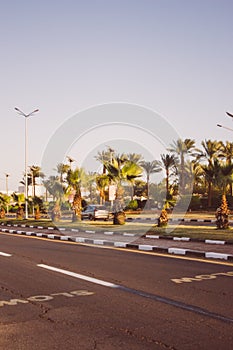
[207,181,212,208]
[166,169,169,198]
[72,189,82,221]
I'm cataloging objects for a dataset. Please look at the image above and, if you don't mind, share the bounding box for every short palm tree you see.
[43,176,65,221]
[105,156,143,224]
[66,168,86,221]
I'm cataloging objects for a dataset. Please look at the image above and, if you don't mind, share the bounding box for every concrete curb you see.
[145,234,233,245]
[2,222,233,246]
[1,225,233,261]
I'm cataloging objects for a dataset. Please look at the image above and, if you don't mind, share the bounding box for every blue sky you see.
[1,0,233,191]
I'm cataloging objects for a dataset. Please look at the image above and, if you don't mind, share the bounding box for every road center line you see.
[37,263,233,324]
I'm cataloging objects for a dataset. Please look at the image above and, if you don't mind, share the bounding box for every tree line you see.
[1,139,233,222]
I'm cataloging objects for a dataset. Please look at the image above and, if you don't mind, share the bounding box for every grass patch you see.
[147,225,233,242]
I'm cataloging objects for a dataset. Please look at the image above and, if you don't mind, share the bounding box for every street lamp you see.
[66,156,75,168]
[226,111,233,118]
[15,107,39,219]
[5,173,9,196]
[217,124,233,132]
[5,173,9,214]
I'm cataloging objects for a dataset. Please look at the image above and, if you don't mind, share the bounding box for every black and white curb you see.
[1,226,233,261]
[145,234,233,245]
[1,222,233,246]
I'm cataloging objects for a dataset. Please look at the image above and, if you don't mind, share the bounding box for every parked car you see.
[81,205,109,221]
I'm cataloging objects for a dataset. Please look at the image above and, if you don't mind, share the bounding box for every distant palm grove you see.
[1,138,233,220]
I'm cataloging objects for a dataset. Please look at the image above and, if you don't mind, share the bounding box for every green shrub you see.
[125,200,138,211]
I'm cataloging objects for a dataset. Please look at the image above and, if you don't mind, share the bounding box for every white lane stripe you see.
[37,264,118,288]
[0,252,12,257]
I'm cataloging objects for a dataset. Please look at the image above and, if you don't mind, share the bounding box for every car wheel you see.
[89,214,94,221]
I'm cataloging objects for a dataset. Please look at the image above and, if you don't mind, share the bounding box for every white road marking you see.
[0,252,12,257]
[37,264,119,288]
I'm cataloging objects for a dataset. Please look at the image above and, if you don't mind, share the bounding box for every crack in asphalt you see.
[116,327,178,349]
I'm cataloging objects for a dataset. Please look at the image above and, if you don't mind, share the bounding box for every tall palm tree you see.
[140,160,161,201]
[56,163,70,183]
[220,141,233,195]
[127,153,144,199]
[85,171,97,202]
[66,167,86,221]
[30,165,45,198]
[168,138,196,194]
[158,154,177,199]
[95,148,115,174]
[196,139,222,207]
[126,153,143,164]
[96,174,109,204]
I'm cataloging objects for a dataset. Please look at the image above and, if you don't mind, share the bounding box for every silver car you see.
[81,205,109,221]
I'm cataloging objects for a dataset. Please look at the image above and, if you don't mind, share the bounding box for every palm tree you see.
[105,156,143,224]
[96,174,109,204]
[56,163,70,183]
[126,153,143,164]
[85,172,97,202]
[196,139,222,207]
[212,159,233,196]
[126,153,144,199]
[43,176,65,221]
[66,167,86,221]
[158,154,177,199]
[95,148,115,174]
[140,160,161,202]
[220,141,233,195]
[168,138,196,194]
[30,165,45,198]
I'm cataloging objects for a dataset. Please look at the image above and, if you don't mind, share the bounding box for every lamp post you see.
[67,156,75,169]
[5,173,9,196]
[5,173,9,214]
[15,107,39,219]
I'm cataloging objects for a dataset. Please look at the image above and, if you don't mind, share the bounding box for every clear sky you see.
[1,0,233,191]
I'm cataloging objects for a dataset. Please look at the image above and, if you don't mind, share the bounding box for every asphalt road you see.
[0,232,233,350]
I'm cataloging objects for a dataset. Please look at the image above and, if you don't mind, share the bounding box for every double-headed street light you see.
[15,107,39,219]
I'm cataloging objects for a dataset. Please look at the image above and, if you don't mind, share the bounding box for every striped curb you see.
[1,222,233,246]
[145,234,233,245]
[127,217,233,223]
[1,227,233,261]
